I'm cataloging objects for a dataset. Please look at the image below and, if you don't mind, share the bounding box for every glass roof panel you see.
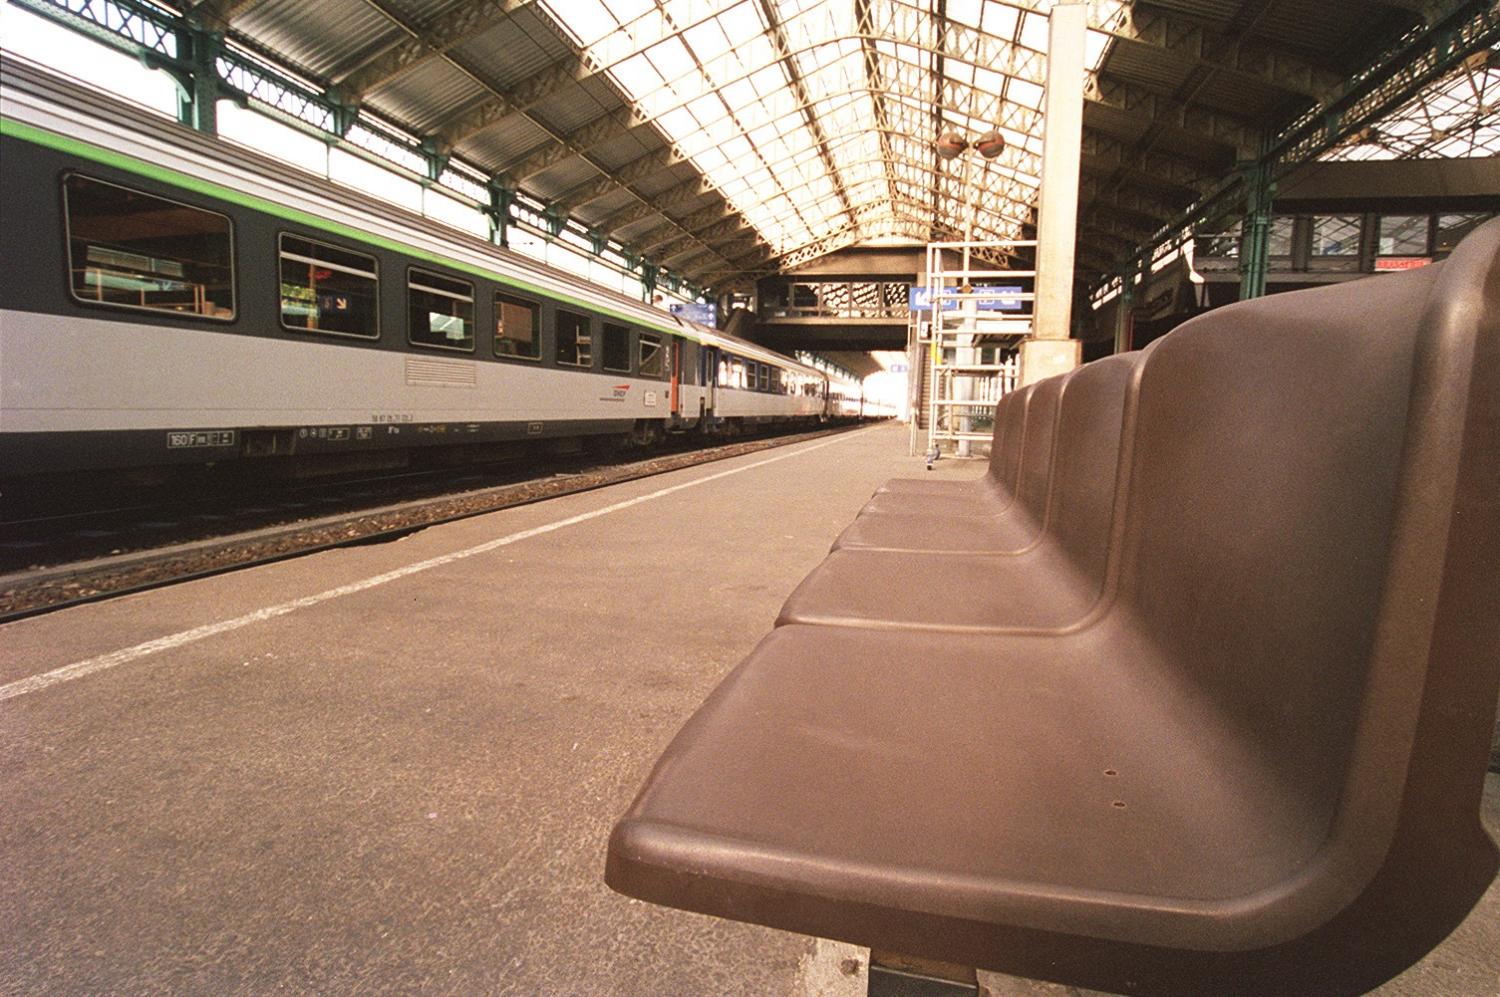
[540,0,1126,262]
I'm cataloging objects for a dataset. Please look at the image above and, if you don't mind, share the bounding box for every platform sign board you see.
[1374,257,1432,271]
[909,285,1024,311]
[668,302,718,325]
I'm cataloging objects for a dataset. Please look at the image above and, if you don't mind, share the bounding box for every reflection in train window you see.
[603,323,631,372]
[64,173,235,320]
[279,233,378,338]
[639,333,664,377]
[557,309,592,367]
[408,269,474,351]
[495,292,540,359]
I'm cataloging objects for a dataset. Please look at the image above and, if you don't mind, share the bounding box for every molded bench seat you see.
[865,383,1034,511]
[608,220,1500,994]
[860,378,1061,523]
[833,355,1134,557]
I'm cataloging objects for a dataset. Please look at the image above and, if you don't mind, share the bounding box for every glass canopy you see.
[540,0,1123,267]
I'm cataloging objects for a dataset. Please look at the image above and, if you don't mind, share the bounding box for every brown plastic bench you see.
[867,382,1035,514]
[779,356,1134,631]
[873,385,1019,499]
[832,354,1134,559]
[854,374,1064,532]
[607,218,1500,995]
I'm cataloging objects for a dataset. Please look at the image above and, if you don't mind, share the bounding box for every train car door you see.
[670,339,682,417]
[702,346,718,416]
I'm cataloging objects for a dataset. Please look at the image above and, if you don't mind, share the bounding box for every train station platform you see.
[2,421,1496,995]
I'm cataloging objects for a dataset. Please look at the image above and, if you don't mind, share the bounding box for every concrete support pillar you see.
[1021,3,1087,385]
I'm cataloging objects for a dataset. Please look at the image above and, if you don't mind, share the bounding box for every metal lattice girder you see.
[1080,176,1188,226]
[553,155,702,214]
[432,57,590,147]
[603,178,720,229]
[1367,0,1452,25]
[1278,1,1500,163]
[854,0,905,230]
[333,0,532,99]
[1080,211,1159,246]
[1110,6,1345,102]
[190,0,270,32]
[637,205,745,251]
[753,0,855,219]
[1081,132,1218,192]
[680,244,775,279]
[498,104,647,183]
[1085,0,1500,297]
[1087,78,1263,160]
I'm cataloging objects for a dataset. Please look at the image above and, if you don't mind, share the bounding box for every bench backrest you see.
[1013,374,1065,520]
[1045,353,1136,578]
[1113,218,1499,857]
[990,383,1033,489]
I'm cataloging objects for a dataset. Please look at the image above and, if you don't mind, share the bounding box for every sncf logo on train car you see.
[599,384,632,402]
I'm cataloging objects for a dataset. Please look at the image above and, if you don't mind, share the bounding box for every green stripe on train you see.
[0,115,705,345]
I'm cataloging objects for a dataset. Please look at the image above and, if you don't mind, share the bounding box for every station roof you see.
[185,0,1491,291]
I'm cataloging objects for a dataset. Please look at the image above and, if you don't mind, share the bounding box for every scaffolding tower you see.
[909,239,1036,458]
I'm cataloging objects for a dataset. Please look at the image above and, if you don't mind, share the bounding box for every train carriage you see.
[0,58,832,482]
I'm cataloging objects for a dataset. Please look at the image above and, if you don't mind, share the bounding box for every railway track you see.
[0,424,866,623]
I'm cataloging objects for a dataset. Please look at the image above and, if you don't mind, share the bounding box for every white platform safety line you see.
[0,429,879,703]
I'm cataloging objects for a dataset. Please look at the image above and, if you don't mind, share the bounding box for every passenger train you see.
[0,58,880,485]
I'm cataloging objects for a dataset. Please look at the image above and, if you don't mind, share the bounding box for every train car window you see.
[639,333,664,378]
[770,368,783,394]
[603,323,631,372]
[408,269,474,351]
[758,365,770,392]
[495,292,540,359]
[64,174,235,321]
[278,234,378,338]
[556,309,592,367]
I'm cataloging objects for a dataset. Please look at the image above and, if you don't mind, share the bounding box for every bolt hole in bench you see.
[606,219,1500,996]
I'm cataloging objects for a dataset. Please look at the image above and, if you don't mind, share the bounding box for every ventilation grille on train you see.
[405,357,478,388]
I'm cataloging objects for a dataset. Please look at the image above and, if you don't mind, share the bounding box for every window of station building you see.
[1311,216,1362,257]
[1378,215,1430,256]
[495,292,540,359]
[408,269,474,351]
[602,323,631,372]
[556,309,592,367]
[279,233,378,338]
[1267,216,1296,257]
[1196,221,1241,258]
[639,333,665,378]
[64,174,236,320]
[1435,214,1490,255]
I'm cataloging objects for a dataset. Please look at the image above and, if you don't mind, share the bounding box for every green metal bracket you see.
[421,138,451,183]
[1239,160,1275,300]
[486,183,516,248]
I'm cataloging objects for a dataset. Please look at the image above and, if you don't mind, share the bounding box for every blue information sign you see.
[668,302,718,325]
[908,285,1023,312]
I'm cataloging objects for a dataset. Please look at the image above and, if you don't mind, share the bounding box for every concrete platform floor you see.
[2,422,1496,996]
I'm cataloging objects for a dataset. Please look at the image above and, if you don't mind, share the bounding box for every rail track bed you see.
[0,425,860,622]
